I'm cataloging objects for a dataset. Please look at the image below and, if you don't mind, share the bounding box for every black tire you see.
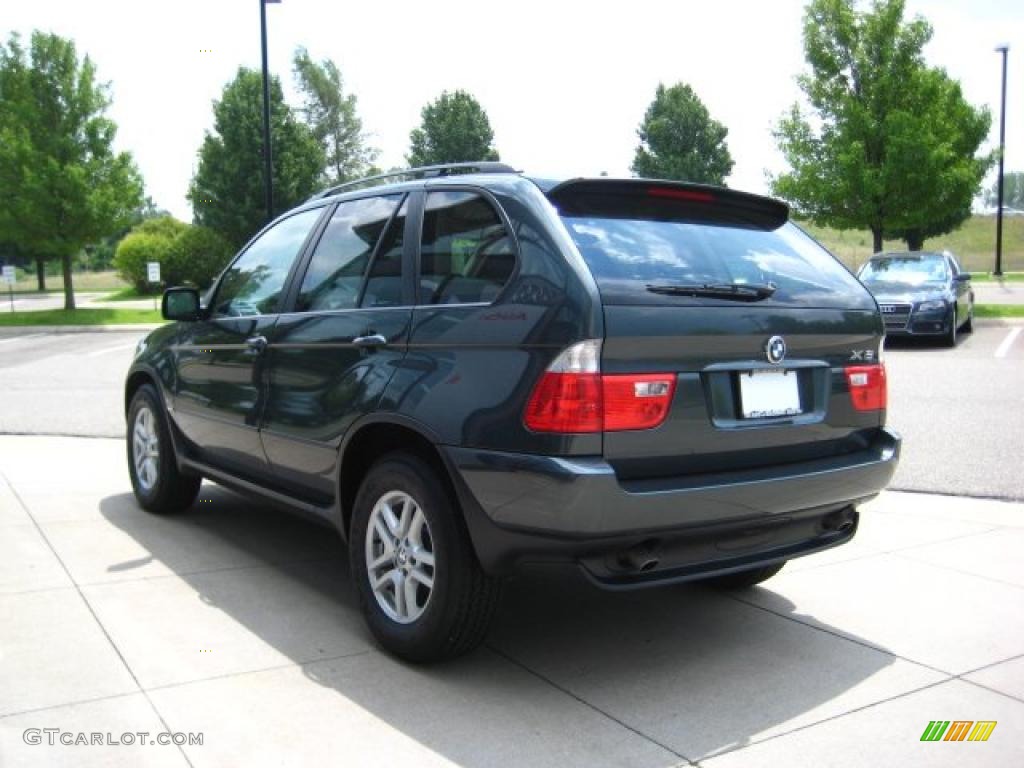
[349,453,501,663]
[704,561,786,589]
[126,384,201,514]
[963,306,974,333]
[944,305,958,347]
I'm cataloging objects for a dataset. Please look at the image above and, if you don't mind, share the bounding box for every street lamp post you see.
[994,44,1009,277]
[259,0,277,223]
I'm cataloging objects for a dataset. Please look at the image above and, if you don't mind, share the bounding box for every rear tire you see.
[126,384,201,514]
[962,306,973,333]
[705,562,786,589]
[350,453,501,663]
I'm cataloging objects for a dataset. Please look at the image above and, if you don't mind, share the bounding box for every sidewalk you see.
[1,435,1022,767]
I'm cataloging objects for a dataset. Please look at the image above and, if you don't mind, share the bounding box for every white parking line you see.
[86,342,138,357]
[995,327,1022,358]
[0,333,45,345]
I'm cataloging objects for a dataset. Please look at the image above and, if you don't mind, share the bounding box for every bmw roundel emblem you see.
[765,336,787,364]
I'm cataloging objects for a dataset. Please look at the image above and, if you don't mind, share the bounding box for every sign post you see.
[2,265,16,312]
[147,262,161,312]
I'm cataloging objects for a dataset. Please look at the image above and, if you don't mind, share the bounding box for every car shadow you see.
[100,484,900,764]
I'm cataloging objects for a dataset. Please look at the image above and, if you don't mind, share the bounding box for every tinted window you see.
[420,191,515,305]
[296,196,401,312]
[214,208,322,317]
[858,255,949,285]
[361,198,408,308]
[563,217,864,305]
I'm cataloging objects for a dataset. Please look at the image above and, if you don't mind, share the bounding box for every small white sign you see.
[1,265,15,285]
[147,262,161,283]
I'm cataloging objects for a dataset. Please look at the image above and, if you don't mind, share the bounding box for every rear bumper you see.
[442,428,900,585]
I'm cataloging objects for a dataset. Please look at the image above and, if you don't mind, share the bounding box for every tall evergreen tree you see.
[631,83,733,185]
[188,68,324,249]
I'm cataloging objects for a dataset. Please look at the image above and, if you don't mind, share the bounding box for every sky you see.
[3,0,1022,221]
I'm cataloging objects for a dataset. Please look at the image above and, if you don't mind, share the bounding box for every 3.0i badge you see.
[765,335,787,364]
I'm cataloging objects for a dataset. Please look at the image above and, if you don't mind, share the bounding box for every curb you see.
[973,317,1024,326]
[0,324,162,335]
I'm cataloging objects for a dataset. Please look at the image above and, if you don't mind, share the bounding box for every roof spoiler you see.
[545,178,789,230]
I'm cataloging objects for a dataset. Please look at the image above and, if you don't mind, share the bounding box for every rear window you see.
[561,216,866,307]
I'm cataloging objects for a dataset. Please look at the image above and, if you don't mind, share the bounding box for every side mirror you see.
[954,273,972,282]
[162,287,202,321]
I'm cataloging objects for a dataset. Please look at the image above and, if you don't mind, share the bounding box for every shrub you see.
[135,217,189,240]
[165,226,234,289]
[113,217,233,292]
[113,231,175,292]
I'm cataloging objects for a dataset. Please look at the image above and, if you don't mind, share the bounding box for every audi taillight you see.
[524,340,676,433]
[845,364,887,411]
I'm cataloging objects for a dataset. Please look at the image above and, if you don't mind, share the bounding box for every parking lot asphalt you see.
[1,322,1021,498]
[1,435,1022,767]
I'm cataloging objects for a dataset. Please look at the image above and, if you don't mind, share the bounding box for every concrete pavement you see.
[1,435,1023,767]
[973,280,1024,306]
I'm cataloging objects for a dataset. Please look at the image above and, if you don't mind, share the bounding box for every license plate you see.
[739,369,801,419]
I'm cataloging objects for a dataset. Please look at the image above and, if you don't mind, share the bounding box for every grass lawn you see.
[0,308,164,326]
[803,215,1024,274]
[8,270,128,294]
[101,286,159,301]
[968,272,1024,282]
[974,304,1024,318]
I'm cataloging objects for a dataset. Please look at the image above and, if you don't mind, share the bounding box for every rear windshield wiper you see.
[645,282,777,301]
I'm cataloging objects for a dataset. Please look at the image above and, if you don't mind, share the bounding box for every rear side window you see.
[419,190,515,305]
[296,195,402,312]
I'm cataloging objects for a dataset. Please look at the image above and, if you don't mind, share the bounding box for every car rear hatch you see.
[546,179,886,481]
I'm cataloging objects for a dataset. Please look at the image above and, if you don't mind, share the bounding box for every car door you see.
[172,206,326,478]
[260,193,415,502]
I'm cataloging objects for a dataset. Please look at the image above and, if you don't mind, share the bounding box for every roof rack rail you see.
[311,162,519,200]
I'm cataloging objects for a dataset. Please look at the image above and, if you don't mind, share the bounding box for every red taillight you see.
[524,341,676,433]
[845,364,887,411]
[602,374,676,430]
[646,186,715,203]
[523,372,603,433]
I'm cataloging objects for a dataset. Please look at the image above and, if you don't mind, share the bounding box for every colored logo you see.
[765,335,787,364]
[920,720,997,742]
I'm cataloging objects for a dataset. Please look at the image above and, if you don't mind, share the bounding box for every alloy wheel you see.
[365,490,436,624]
[132,406,160,492]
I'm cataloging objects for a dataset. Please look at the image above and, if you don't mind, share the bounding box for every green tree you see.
[292,47,378,186]
[407,90,499,167]
[188,67,324,249]
[772,0,991,253]
[631,83,734,185]
[985,171,1024,211]
[0,32,143,308]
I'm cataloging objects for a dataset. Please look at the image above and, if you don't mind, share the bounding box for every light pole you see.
[994,44,1009,277]
[259,0,278,223]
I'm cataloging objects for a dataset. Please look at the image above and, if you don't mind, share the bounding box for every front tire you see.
[350,454,501,663]
[126,384,201,514]
[944,305,958,347]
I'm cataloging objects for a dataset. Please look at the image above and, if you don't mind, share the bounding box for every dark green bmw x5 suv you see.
[125,162,900,661]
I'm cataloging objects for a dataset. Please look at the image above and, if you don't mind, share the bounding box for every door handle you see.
[245,335,268,354]
[353,334,387,348]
